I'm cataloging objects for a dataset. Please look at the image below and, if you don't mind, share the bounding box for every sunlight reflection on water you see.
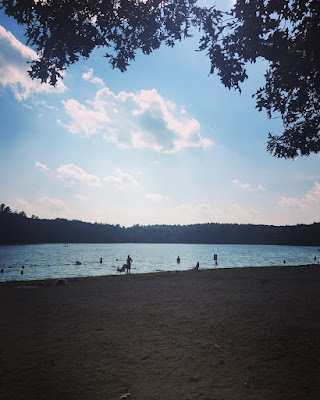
[0,243,319,282]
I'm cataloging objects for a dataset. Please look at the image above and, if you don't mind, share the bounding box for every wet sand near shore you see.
[1,265,320,400]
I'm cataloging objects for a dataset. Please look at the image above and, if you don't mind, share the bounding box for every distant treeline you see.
[0,203,320,246]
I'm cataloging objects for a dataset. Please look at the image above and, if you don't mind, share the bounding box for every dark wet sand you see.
[1,265,320,400]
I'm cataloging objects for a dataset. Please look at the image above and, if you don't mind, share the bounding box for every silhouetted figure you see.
[100,258,102,264]
[194,262,199,271]
[177,256,180,264]
[117,265,127,273]
[283,259,286,264]
[127,255,133,274]
[21,270,23,275]
[0,268,3,273]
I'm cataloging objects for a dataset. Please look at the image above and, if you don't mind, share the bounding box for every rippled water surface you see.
[0,243,319,282]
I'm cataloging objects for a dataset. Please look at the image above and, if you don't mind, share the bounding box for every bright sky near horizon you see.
[0,1,319,227]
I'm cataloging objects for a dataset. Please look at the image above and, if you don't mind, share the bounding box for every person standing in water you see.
[177,256,181,264]
[127,255,133,274]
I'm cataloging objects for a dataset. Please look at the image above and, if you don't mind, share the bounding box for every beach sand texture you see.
[1,266,320,400]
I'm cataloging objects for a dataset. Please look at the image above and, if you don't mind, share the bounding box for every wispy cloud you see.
[59,87,213,153]
[278,182,320,224]
[279,182,320,210]
[227,203,263,224]
[57,164,101,187]
[164,202,264,225]
[38,196,70,217]
[233,179,265,191]
[75,194,89,202]
[35,161,49,171]
[151,160,161,166]
[82,68,104,86]
[103,168,139,190]
[165,203,218,224]
[0,25,66,100]
[44,162,138,191]
[13,198,30,214]
[146,193,170,201]
[33,99,57,110]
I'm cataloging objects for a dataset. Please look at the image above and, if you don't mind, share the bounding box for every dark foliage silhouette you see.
[1,203,319,246]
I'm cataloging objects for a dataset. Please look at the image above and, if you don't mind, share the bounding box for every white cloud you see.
[0,25,66,100]
[82,68,104,86]
[60,87,213,153]
[279,182,320,210]
[35,161,49,171]
[82,69,93,81]
[103,168,139,190]
[57,164,101,187]
[233,179,265,191]
[233,179,251,190]
[277,182,320,224]
[58,99,110,136]
[146,193,170,201]
[13,199,30,214]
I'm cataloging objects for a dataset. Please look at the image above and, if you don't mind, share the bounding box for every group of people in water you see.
[115,255,133,274]
[96,254,218,274]
[107,254,202,274]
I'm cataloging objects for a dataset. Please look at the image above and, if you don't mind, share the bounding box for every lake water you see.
[0,243,319,282]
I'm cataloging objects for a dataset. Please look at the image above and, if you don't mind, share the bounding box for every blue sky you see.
[1,1,319,227]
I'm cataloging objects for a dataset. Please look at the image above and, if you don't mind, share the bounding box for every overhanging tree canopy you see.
[1,0,319,158]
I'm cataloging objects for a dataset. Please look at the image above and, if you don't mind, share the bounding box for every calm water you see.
[0,243,319,282]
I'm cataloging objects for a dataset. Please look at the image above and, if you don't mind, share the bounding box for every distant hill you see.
[0,203,319,246]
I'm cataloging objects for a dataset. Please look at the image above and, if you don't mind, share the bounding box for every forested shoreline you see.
[1,203,319,246]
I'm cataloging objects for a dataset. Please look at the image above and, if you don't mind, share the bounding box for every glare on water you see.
[0,243,319,282]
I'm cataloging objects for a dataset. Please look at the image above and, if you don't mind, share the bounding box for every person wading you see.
[126,255,133,274]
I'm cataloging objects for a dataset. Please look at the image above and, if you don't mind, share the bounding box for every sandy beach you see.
[1,265,320,400]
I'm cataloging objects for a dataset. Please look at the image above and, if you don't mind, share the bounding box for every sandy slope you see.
[1,266,320,400]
